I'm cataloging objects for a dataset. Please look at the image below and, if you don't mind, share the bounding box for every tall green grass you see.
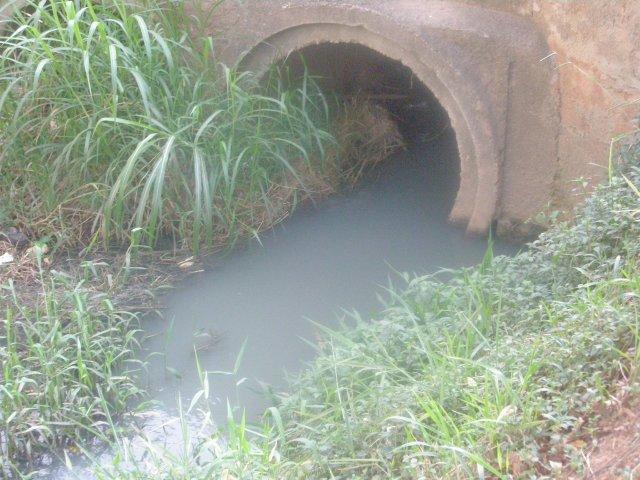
[0,258,142,474]
[0,0,336,252]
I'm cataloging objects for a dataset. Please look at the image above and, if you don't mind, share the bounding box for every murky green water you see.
[48,133,518,478]
[141,134,518,423]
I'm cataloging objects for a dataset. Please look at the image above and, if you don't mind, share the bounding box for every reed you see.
[0,0,336,252]
[0,258,142,474]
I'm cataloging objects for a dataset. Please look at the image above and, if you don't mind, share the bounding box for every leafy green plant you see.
[84,144,640,479]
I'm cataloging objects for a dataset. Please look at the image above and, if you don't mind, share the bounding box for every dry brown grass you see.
[172,96,406,251]
[331,97,406,185]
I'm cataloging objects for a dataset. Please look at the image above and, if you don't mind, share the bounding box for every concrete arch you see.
[3,0,561,235]
[212,1,560,236]
[239,22,499,234]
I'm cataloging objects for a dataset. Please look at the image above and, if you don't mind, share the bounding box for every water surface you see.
[46,133,519,479]
[141,135,518,422]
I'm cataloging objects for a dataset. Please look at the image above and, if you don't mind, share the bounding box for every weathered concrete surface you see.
[459,0,640,209]
[203,0,560,235]
[517,1,640,208]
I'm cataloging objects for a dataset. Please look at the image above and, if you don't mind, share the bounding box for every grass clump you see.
[0,257,142,474]
[90,141,640,479]
[0,0,405,475]
[0,0,337,252]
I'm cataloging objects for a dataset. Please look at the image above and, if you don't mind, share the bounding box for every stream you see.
[49,133,519,478]
[141,133,518,422]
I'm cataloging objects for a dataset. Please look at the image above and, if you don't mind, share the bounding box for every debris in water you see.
[178,257,195,270]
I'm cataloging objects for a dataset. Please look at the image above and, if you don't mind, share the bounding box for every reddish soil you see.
[569,393,640,479]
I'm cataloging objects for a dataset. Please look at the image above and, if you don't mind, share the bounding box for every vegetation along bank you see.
[0,0,639,478]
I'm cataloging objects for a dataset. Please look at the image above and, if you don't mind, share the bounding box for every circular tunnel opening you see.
[276,42,461,212]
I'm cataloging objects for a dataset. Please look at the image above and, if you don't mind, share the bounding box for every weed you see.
[0,263,142,474]
[0,0,336,252]
[86,144,640,479]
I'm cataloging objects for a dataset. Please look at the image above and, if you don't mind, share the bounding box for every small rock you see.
[1,227,30,248]
[25,243,49,259]
[178,257,195,270]
[549,460,563,472]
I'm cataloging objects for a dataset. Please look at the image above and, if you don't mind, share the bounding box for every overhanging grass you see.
[89,141,640,479]
[0,0,336,252]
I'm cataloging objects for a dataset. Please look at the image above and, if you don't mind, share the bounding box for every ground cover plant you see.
[0,238,197,477]
[87,139,640,479]
[0,255,142,476]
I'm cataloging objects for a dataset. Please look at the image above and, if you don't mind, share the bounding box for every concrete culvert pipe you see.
[2,0,561,236]
[275,42,462,211]
[208,0,561,237]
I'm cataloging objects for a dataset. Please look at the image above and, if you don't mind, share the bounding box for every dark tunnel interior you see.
[276,42,462,209]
